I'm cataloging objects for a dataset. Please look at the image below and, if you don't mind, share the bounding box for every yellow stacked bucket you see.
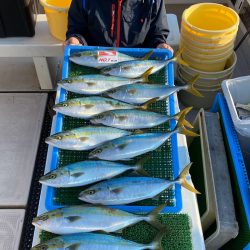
[178,3,239,109]
[40,0,72,41]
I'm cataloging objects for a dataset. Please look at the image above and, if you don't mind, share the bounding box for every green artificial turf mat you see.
[52,60,177,208]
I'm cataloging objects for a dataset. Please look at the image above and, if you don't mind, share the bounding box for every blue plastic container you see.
[211,93,250,227]
[45,45,182,213]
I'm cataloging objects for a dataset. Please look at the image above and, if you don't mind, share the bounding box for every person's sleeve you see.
[66,0,88,45]
[144,0,169,48]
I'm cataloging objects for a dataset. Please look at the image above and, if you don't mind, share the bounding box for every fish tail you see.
[147,229,167,250]
[178,126,200,137]
[146,204,166,229]
[170,48,189,67]
[185,75,204,97]
[175,113,199,137]
[134,156,150,176]
[177,163,201,194]
[139,67,155,82]
[172,107,193,129]
[140,97,159,110]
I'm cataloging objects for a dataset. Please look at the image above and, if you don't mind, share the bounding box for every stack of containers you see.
[178,3,239,109]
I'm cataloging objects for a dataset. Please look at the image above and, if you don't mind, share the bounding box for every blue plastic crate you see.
[45,45,182,213]
[211,93,250,227]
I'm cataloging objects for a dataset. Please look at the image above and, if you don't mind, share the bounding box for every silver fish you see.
[79,163,200,205]
[69,50,135,68]
[53,97,156,119]
[32,204,165,234]
[101,50,187,78]
[32,232,165,250]
[45,126,131,150]
[90,107,193,129]
[57,74,144,95]
[88,116,198,161]
[39,159,148,188]
[105,75,202,105]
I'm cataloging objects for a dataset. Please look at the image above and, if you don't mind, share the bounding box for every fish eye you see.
[49,173,57,179]
[98,114,104,119]
[40,245,48,250]
[55,135,62,140]
[63,103,68,107]
[95,149,102,154]
[86,190,96,195]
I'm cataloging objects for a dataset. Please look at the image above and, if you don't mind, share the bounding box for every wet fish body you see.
[58,74,142,95]
[39,160,143,187]
[32,232,160,250]
[53,97,136,119]
[45,126,131,150]
[106,83,187,105]
[32,205,163,234]
[91,109,171,129]
[79,163,200,205]
[69,50,135,68]
[89,132,175,161]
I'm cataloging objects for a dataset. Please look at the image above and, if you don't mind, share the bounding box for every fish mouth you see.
[32,219,42,227]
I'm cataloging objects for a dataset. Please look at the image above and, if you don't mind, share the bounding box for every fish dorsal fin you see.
[86,82,96,87]
[66,243,81,250]
[79,137,89,142]
[140,50,154,60]
[71,172,85,178]
[65,216,82,222]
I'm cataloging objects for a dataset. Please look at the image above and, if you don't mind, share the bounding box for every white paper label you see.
[98,51,118,63]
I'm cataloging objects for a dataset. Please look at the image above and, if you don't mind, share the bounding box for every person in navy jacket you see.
[65,0,173,51]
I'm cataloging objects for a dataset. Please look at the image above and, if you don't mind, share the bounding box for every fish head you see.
[32,238,64,250]
[39,169,70,187]
[57,77,76,89]
[32,210,63,231]
[105,88,121,98]
[88,143,112,159]
[69,51,96,65]
[90,113,111,125]
[45,131,77,149]
[100,65,118,76]
[79,185,110,203]
[53,99,82,113]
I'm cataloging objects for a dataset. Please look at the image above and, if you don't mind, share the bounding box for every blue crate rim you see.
[211,93,250,228]
[45,45,182,213]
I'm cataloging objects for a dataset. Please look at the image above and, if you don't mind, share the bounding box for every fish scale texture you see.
[53,62,175,207]
[39,214,193,250]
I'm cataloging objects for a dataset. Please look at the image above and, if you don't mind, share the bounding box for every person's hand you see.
[63,37,81,46]
[157,43,174,53]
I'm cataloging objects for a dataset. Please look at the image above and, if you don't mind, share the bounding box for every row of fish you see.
[32,204,166,249]
[33,49,200,249]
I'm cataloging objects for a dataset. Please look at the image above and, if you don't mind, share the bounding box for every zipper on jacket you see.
[111,4,115,38]
[116,0,123,47]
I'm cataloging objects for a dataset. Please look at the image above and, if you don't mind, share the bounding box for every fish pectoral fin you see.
[66,243,81,250]
[117,143,129,150]
[86,82,97,87]
[65,216,82,222]
[83,104,95,109]
[71,172,85,178]
[128,89,137,94]
[79,137,89,142]
[110,187,123,194]
[117,115,128,121]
